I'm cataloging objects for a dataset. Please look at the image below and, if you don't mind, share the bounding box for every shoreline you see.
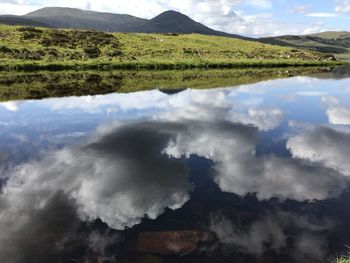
[0,66,343,101]
[0,60,345,72]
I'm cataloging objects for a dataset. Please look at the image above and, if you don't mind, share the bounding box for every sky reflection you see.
[1,72,350,262]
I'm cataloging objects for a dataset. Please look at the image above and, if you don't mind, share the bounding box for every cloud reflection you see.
[161,96,350,201]
[210,210,333,261]
[288,127,350,176]
[1,122,192,233]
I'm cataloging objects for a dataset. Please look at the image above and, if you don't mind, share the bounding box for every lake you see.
[1,66,350,263]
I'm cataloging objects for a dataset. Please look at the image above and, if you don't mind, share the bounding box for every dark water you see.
[1,67,350,263]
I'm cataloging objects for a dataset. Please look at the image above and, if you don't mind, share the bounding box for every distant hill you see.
[0,7,250,40]
[0,15,49,27]
[260,31,350,60]
[24,7,148,32]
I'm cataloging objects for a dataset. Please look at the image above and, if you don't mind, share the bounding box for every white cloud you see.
[40,90,169,113]
[0,101,21,112]
[247,0,271,9]
[287,127,350,176]
[229,108,283,131]
[327,106,350,125]
[0,0,27,3]
[210,211,332,260]
[161,94,349,201]
[306,13,339,18]
[0,189,121,262]
[335,0,350,13]
[288,4,312,14]
[208,12,329,37]
[158,90,283,131]
[0,3,39,15]
[322,94,350,125]
[0,192,83,262]
[2,122,193,230]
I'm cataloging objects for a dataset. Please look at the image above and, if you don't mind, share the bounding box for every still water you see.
[1,67,350,263]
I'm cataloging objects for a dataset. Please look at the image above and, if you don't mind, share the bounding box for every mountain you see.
[0,7,250,40]
[0,15,49,27]
[24,7,148,32]
[142,10,247,39]
[260,31,350,60]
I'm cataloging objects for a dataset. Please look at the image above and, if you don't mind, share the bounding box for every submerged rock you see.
[84,250,103,263]
[136,231,213,256]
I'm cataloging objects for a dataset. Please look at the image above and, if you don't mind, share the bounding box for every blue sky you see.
[0,0,349,37]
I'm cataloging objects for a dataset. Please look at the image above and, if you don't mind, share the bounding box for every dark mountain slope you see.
[0,15,49,27]
[24,7,147,32]
[142,10,248,39]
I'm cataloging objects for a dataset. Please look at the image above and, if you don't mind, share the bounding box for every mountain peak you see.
[158,10,186,16]
[151,10,192,22]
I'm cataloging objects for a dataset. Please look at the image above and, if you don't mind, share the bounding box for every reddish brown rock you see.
[84,250,103,263]
[136,231,212,256]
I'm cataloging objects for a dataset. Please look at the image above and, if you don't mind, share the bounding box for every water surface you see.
[1,67,350,263]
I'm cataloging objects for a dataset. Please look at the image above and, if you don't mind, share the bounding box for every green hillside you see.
[261,31,350,61]
[0,25,341,71]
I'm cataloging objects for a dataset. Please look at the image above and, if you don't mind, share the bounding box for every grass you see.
[0,25,344,71]
[0,67,335,101]
[336,253,350,263]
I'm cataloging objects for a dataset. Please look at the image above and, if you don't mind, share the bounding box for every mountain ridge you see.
[1,7,349,59]
[0,7,251,40]
[260,31,350,60]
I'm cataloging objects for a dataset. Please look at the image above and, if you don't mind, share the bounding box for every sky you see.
[0,0,349,37]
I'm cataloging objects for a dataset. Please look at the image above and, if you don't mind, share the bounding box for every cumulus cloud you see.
[204,12,328,37]
[162,102,349,201]
[322,95,350,125]
[0,189,122,262]
[4,87,350,206]
[159,90,283,131]
[210,211,332,260]
[2,121,192,231]
[40,89,169,113]
[287,127,350,176]
[165,120,348,201]
[335,0,350,13]
[229,107,283,131]
[1,121,186,262]
[0,191,82,263]
[327,106,350,125]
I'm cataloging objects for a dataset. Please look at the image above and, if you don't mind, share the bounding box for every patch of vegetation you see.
[0,25,344,71]
[0,67,335,101]
[336,253,350,263]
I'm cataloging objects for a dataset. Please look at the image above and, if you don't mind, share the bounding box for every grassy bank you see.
[0,25,343,71]
[0,67,335,101]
